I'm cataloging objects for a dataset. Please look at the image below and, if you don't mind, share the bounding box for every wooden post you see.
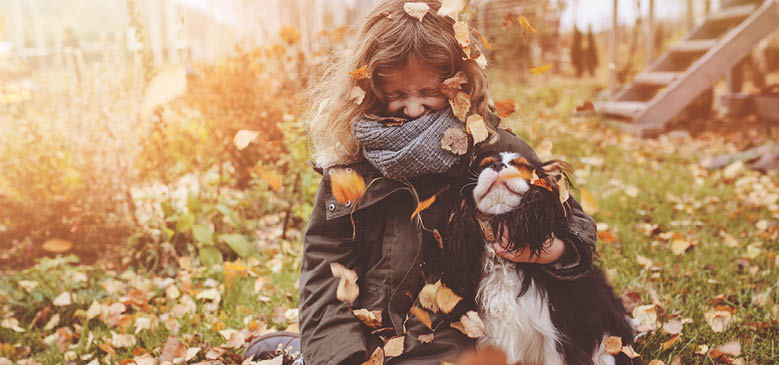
[609,0,618,95]
[646,0,655,64]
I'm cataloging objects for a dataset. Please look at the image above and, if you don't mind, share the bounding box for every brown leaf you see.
[633,304,660,332]
[403,2,429,22]
[362,347,385,365]
[418,333,435,343]
[330,168,366,205]
[160,336,186,362]
[662,334,681,350]
[350,65,370,80]
[353,309,383,328]
[449,91,471,122]
[704,309,732,333]
[451,311,485,338]
[42,238,73,253]
[383,336,405,357]
[621,344,641,359]
[575,100,595,113]
[709,348,733,364]
[441,127,469,155]
[436,284,462,314]
[330,262,359,306]
[466,115,489,144]
[439,72,467,100]
[410,306,432,330]
[494,99,515,118]
[453,21,470,53]
[604,336,622,355]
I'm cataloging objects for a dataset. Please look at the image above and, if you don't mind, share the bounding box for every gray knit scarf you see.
[351,108,465,179]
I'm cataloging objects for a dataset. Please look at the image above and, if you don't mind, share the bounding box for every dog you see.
[442,151,635,365]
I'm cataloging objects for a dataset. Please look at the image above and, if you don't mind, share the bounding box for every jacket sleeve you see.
[298,178,369,365]
[479,116,597,280]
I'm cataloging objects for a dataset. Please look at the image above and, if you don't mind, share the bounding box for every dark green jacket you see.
[298,125,597,365]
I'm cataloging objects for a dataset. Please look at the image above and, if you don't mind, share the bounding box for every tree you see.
[570,25,584,77]
[584,25,599,76]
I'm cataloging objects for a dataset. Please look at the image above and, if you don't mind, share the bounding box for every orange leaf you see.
[410,306,432,329]
[662,334,681,351]
[330,169,366,205]
[530,64,552,75]
[533,178,554,192]
[598,231,618,244]
[350,65,370,80]
[494,99,516,118]
[517,15,537,33]
[42,238,73,253]
[256,164,282,192]
[411,195,436,221]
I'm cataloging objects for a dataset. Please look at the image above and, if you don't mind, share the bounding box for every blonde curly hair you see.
[307,0,490,168]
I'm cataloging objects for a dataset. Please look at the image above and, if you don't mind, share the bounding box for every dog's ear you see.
[540,160,573,178]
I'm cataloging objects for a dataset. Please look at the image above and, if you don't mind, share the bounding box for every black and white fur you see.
[442,152,635,365]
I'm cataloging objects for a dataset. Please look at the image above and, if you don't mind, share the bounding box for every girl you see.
[245,1,597,364]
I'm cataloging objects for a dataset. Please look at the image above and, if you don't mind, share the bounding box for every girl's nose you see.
[403,100,426,119]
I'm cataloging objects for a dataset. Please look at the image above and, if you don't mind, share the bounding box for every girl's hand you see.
[493,233,566,264]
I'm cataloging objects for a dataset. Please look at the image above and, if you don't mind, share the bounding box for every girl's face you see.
[378,61,448,119]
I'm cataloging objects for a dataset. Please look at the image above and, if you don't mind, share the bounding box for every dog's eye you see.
[479,157,498,169]
[509,157,534,180]
[509,157,530,167]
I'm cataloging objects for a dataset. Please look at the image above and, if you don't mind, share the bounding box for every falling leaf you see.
[42,238,73,253]
[662,334,681,350]
[632,304,659,332]
[580,188,600,215]
[717,340,742,357]
[53,292,72,306]
[439,72,467,100]
[451,311,485,338]
[383,336,405,357]
[362,347,385,365]
[410,306,433,330]
[597,230,617,244]
[517,15,537,32]
[142,66,187,114]
[437,0,466,20]
[350,85,366,105]
[494,99,516,118]
[704,309,732,333]
[449,91,471,122]
[403,2,429,22]
[466,115,489,144]
[330,168,367,205]
[475,29,492,50]
[620,345,641,359]
[233,130,260,150]
[353,309,383,328]
[604,336,622,355]
[530,64,552,75]
[419,281,442,312]
[663,318,684,335]
[350,65,370,80]
[436,284,462,314]
[453,21,470,51]
[330,262,359,306]
[441,127,469,155]
[256,164,283,192]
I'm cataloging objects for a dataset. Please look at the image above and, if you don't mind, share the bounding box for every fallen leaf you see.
[671,238,692,255]
[579,188,600,215]
[632,304,659,332]
[111,333,137,348]
[256,356,284,365]
[350,65,370,80]
[411,195,436,221]
[720,231,740,248]
[598,230,618,244]
[403,2,429,22]
[42,238,73,253]
[53,292,72,306]
[383,336,405,357]
[362,347,385,365]
[350,85,366,105]
[256,164,282,193]
[353,309,383,328]
[708,348,732,363]
[695,344,709,355]
[517,15,537,33]
[604,336,622,355]
[441,127,469,155]
[410,306,432,329]
[704,309,732,333]
[717,340,741,357]
[330,262,359,306]
[494,99,516,118]
[185,347,200,361]
[451,311,485,338]
[419,281,442,313]
[1,318,25,332]
[624,185,640,198]
[744,244,761,260]
[439,72,467,100]
[466,114,489,144]
[621,344,641,359]
[663,318,684,335]
[436,284,462,314]
[530,64,551,75]
[418,333,435,343]
[662,334,681,350]
[226,330,247,348]
[330,168,367,205]
[449,91,471,122]
[437,0,466,20]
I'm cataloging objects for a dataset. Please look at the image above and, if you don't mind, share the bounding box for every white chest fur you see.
[476,247,564,365]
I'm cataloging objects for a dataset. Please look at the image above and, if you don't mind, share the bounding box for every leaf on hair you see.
[441,127,469,155]
[437,0,466,21]
[466,115,488,144]
[403,2,429,22]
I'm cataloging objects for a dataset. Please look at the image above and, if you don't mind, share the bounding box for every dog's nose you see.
[489,161,506,171]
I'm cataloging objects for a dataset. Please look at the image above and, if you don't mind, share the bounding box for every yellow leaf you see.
[419,280,442,312]
[671,238,691,255]
[604,336,622,355]
[411,195,436,221]
[383,336,405,357]
[223,261,248,289]
[436,284,462,314]
[330,168,366,205]
[530,64,552,75]
[256,164,282,193]
[403,2,429,22]
[330,262,359,306]
[579,188,600,215]
[42,238,73,253]
[662,334,681,351]
[350,65,370,80]
[466,115,488,144]
[410,306,432,330]
[517,15,537,33]
[475,29,493,50]
[280,26,301,44]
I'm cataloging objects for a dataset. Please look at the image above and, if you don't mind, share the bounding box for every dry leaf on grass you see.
[410,306,432,330]
[604,336,622,355]
[662,334,681,351]
[466,115,489,144]
[620,344,641,359]
[383,336,405,357]
[53,292,72,306]
[451,311,485,338]
[441,127,469,155]
[704,309,732,333]
[159,336,186,362]
[330,168,366,205]
[437,0,466,20]
[403,2,429,22]
[717,340,742,357]
[663,318,684,335]
[494,99,516,118]
[632,304,660,332]
[353,309,383,328]
[648,360,666,365]
[330,262,359,306]
[362,347,385,365]
[449,91,471,122]
[350,65,370,80]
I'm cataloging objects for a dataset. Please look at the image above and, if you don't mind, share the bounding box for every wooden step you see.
[599,101,646,118]
[670,39,718,53]
[633,72,681,86]
[708,4,757,23]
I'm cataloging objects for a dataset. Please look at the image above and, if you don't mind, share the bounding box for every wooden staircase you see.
[599,0,779,136]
